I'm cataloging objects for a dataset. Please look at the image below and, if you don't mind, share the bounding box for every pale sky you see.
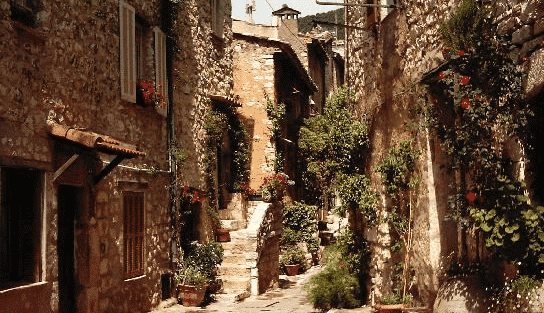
[231,0,339,25]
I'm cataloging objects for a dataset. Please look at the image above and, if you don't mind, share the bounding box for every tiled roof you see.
[48,123,146,157]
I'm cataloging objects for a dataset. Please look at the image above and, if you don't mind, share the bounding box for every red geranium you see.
[457,50,465,57]
[460,76,470,85]
[461,98,471,109]
[438,71,445,80]
[466,192,477,203]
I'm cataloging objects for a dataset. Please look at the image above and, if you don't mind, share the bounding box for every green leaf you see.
[485,209,496,220]
[511,233,520,242]
[505,224,519,234]
[481,222,492,232]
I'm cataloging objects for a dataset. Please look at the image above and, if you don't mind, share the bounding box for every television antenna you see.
[245,0,256,23]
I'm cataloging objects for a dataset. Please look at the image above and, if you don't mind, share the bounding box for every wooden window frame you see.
[123,191,145,279]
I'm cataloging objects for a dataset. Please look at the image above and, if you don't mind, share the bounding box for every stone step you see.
[217,264,251,276]
[221,241,253,252]
[220,276,251,294]
[222,252,246,264]
[220,219,242,231]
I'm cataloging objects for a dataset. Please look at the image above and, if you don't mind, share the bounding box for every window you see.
[123,191,144,278]
[211,0,223,38]
[119,1,168,112]
[0,167,43,289]
[11,0,37,26]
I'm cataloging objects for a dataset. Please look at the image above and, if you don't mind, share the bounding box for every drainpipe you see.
[161,0,178,281]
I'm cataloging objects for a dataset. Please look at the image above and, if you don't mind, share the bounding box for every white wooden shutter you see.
[120,1,136,103]
[154,27,168,116]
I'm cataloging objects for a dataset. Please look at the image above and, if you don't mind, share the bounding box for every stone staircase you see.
[217,200,269,301]
[217,228,253,300]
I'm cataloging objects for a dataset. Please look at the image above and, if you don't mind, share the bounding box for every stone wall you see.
[232,34,278,191]
[0,0,235,312]
[346,0,544,307]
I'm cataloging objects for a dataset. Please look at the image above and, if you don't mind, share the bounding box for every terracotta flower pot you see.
[285,264,300,276]
[177,284,206,307]
[375,303,404,313]
[215,229,230,242]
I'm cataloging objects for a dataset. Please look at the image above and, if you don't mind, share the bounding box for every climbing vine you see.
[203,104,252,227]
[429,0,542,268]
[375,139,421,298]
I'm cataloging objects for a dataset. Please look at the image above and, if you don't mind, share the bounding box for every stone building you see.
[343,0,544,308]
[0,0,236,312]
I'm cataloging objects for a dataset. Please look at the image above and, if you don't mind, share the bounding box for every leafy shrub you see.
[379,291,414,305]
[281,202,319,253]
[489,275,541,313]
[181,241,224,283]
[306,228,371,310]
[299,87,369,206]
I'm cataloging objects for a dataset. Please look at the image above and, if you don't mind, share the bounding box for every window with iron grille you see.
[123,191,145,278]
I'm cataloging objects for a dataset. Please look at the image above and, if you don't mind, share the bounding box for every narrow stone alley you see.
[150,265,373,313]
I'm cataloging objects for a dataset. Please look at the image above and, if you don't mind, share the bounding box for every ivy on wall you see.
[202,103,252,228]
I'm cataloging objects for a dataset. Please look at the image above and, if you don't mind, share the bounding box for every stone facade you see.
[345,0,544,307]
[0,0,235,312]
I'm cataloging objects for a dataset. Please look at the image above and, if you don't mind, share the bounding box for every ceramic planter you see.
[375,303,404,313]
[285,264,300,276]
[177,284,206,307]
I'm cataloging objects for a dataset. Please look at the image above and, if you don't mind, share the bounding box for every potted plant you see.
[375,292,413,313]
[136,80,166,109]
[258,172,288,202]
[280,246,306,276]
[175,265,207,307]
[175,242,224,306]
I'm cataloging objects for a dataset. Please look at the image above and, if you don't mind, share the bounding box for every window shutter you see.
[120,1,136,103]
[154,27,168,116]
[211,0,223,38]
[123,191,144,278]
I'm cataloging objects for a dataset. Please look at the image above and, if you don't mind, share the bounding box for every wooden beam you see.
[93,155,126,184]
[53,154,80,182]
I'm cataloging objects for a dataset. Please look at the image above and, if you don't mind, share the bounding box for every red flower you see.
[457,50,465,57]
[466,192,476,203]
[460,76,470,85]
[461,98,471,109]
[438,71,445,80]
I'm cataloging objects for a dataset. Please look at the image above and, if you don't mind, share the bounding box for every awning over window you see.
[48,123,146,158]
[209,94,243,108]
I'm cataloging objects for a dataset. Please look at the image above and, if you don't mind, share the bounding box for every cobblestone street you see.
[150,266,373,313]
